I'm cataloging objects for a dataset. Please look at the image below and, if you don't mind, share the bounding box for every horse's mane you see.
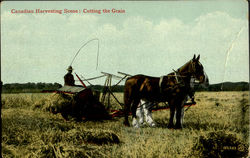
[177,60,192,72]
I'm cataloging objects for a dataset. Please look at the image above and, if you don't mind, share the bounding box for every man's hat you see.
[67,66,73,71]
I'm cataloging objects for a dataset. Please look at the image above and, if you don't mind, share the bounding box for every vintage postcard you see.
[1,1,249,157]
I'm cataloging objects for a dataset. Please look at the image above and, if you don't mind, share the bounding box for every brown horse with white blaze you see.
[123,54,209,129]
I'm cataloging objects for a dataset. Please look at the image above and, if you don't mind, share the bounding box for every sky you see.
[1,1,249,85]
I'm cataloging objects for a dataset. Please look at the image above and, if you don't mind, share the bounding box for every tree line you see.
[2,82,62,93]
[1,82,249,93]
[195,82,249,92]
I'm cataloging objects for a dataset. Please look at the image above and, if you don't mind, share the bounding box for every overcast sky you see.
[1,1,249,85]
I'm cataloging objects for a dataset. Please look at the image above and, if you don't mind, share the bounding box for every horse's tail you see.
[123,78,131,126]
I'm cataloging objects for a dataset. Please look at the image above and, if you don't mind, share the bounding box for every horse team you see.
[123,54,209,129]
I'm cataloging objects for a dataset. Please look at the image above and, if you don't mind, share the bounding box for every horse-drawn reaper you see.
[123,55,209,129]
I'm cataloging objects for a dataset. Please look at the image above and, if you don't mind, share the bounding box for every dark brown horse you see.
[123,55,209,129]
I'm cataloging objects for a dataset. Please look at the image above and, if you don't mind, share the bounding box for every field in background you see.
[1,91,249,157]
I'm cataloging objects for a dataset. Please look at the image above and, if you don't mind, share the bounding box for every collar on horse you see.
[159,76,164,93]
[173,70,179,84]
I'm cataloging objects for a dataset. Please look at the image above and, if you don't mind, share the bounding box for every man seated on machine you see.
[64,66,75,86]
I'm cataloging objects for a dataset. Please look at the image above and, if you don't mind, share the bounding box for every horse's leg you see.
[131,99,140,128]
[144,102,156,127]
[136,100,144,126]
[175,100,185,129]
[168,100,175,128]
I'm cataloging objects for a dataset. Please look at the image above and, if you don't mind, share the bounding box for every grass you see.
[1,91,249,157]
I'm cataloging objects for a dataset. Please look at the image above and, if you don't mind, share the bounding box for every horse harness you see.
[159,70,187,94]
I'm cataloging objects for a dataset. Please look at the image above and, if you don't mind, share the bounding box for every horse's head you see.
[188,54,209,88]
